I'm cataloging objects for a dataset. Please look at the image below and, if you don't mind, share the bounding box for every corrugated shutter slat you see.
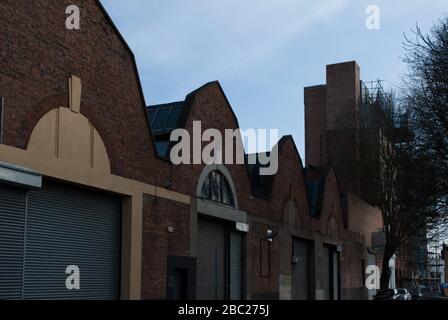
[229,231,242,300]
[0,187,26,300]
[23,181,121,300]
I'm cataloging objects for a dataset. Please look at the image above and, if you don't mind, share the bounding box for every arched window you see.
[200,170,234,206]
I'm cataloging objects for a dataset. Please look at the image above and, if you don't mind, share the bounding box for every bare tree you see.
[358,86,445,289]
[356,17,448,289]
[402,17,448,244]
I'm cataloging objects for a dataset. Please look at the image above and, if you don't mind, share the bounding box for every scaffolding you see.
[358,79,410,143]
[359,80,389,130]
[361,79,387,106]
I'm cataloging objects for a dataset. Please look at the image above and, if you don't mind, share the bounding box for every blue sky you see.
[101,0,447,156]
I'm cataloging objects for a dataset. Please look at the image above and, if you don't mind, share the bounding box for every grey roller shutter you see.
[229,231,242,300]
[292,239,310,300]
[0,187,26,299]
[321,245,330,300]
[332,250,339,300]
[196,218,225,300]
[23,181,122,300]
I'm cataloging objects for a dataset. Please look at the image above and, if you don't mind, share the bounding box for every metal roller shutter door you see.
[0,187,26,299]
[332,250,339,300]
[196,218,225,300]
[23,181,122,300]
[229,231,242,300]
[292,239,310,300]
[321,245,330,300]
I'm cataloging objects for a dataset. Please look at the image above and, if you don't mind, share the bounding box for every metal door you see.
[196,218,226,300]
[292,238,310,300]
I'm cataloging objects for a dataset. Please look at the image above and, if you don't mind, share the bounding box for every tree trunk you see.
[380,249,394,290]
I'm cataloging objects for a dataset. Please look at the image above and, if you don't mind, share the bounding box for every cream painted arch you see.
[0,103,191,299]
[27,107,111,175]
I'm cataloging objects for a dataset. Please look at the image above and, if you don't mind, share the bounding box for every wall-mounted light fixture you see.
[267,229,278,242]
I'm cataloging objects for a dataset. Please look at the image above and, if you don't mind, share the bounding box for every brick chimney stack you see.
[305,61,361,195]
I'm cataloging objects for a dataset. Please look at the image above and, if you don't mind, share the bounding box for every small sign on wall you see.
[236,222,249,233]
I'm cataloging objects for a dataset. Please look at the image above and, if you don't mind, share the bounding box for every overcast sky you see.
[101,0,447,156]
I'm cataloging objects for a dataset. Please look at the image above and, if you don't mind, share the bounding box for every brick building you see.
[0,0,382,300]
[304,61,384,294]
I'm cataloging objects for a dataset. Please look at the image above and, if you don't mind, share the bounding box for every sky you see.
[101,0,447,156]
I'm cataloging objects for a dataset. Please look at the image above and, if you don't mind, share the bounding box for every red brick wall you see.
[304,85,327,167]
[319,169,344,235]
[304,61,362,195]
[141,195,190,299]
[2,1,374,299]
[0,0,170,185]
[321,168,368,299]
[249,221,280,299]
[325,61,360,131]
[341,241,366,299]
[164,83,313,299]
[166,82,310,223]
[347,193,383,247]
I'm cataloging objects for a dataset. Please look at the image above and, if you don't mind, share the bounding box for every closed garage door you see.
[0,181,122,299]
[292,238,311,300]
[229,231,242,300]
[196,218,243,300]
[196,218,226,300]
[0,186,27,299]
[321,246,330,300]
[321,244,340,300]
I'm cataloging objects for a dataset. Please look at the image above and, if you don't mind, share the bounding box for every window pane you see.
[200,170,234,206]
[222,179,233,206]
[210,171,220,202]
[201,175,210,199]
[152,108,170,131]
[165,106,182,130]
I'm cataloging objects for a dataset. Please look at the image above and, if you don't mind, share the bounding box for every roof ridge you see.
[147,101,184,109]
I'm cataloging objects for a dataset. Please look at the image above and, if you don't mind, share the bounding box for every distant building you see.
[304,62,385,297]
[442,245,448,283]
[420,252,445,295]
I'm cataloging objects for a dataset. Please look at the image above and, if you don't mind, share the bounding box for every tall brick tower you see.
[304,61,361,195]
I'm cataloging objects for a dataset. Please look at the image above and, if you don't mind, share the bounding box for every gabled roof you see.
[145,81,238,159]
[94,0,161,156]
[144,82,308,202]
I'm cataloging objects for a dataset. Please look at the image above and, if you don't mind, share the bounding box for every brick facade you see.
[305,61,361,194]
[141,195,191,299]
[0,0,170,186]
[1,0,382,300]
